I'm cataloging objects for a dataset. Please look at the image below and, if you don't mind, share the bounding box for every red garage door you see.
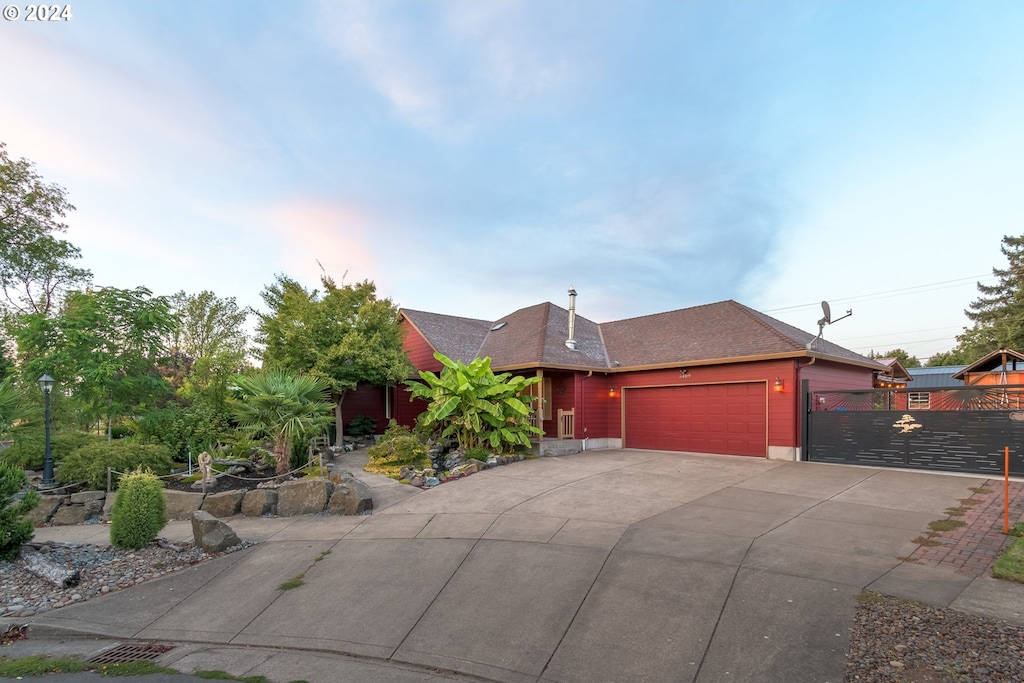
[624,383,767,457]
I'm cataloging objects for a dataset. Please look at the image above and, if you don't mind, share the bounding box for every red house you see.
[394,290,883,461]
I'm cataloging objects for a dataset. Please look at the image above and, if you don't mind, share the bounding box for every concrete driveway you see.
[26,450,1024,683]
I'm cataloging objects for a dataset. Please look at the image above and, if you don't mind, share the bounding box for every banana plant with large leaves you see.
[408,352,542,454]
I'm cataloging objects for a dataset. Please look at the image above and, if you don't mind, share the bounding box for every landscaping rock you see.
[69,491,106,505]
[276,478,333,516]
[50,500,102,526]
[326,478,373,515]
[27,495,65,527]
[164,490,206,521]
[201,490,245,518]
[102,492,117,522]
[241,489,278,517]
[191,510,240,553]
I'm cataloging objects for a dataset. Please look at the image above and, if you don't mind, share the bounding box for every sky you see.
[2,0,1023,362]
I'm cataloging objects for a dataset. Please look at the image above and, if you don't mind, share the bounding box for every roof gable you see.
[953,348,1024,379]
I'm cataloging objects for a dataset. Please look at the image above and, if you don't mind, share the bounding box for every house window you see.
[908,392,930,410]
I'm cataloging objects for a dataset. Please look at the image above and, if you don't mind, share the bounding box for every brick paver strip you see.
[909,480,1024,576]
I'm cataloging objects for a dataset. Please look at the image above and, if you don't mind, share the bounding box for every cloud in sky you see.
[2,0,1023,362]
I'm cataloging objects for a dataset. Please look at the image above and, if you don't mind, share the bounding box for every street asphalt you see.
[5,449,1024,683]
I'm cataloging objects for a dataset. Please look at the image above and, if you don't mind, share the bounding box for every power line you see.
[762,275,993,314]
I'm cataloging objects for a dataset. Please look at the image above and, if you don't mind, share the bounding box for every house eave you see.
[488,350,884,374]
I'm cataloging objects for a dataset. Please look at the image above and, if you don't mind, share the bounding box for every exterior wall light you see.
[774,378,784,393]
[608,387,618,398]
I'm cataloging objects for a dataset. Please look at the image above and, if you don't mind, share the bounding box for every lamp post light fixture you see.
[37,374,55,486]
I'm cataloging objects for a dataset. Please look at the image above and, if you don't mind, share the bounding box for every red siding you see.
[402,320,443,373]
[341,384,388,435]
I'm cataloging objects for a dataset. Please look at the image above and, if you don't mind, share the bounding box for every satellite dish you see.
[821,301,831,324]
[808,300,852,349]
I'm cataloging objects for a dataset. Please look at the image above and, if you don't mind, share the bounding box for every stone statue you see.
[198,451,214,484]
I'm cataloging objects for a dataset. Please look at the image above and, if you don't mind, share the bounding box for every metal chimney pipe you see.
[566,285,577,350]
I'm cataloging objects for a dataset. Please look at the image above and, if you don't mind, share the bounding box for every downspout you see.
[581,371,591,451]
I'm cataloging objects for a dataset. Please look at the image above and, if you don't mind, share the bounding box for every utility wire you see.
[762,275,993,313]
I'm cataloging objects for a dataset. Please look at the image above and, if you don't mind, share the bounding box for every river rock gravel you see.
[846,593,1024,682]
[1,538,251,620]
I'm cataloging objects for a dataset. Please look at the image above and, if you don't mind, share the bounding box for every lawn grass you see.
[993,536,1024,583]
[0,655,177,677]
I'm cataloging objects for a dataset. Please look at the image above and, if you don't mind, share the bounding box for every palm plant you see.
[228,369,334,476]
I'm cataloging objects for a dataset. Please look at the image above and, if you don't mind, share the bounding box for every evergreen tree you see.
[964,234,1024,352]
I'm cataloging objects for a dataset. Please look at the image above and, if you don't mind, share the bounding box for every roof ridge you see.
[400,308,493,325]
[729,300,805,350]
[536,302,552,361]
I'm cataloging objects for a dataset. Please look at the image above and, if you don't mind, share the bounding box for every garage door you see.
[624,383,767,457]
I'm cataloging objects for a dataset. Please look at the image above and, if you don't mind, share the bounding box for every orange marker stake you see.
[1005,446,1011,535]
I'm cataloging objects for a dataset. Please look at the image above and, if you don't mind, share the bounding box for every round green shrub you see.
[110,468,166,549]
[0,462,39,561]
[57,441,174,490]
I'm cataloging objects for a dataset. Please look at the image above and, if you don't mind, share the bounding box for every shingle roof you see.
[401,299,881,372]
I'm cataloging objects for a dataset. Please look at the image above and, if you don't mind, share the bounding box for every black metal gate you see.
[804,385,1024,476]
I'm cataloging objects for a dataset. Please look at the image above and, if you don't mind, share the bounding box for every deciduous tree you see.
[255,274,411,443]
[0,142,90,316]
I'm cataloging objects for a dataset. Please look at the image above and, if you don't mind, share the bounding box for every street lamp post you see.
[37,374,55,486]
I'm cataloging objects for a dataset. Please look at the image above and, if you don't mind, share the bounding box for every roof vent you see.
[490,322,507,331]
[565,285,577,350]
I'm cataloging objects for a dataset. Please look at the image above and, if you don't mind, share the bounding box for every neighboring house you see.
[395,291,883,460]
[904,365,967,410]
[873,358,912,389]
[952,349,1024,385]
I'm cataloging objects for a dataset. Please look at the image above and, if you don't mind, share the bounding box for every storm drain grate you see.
[86,641,175,664]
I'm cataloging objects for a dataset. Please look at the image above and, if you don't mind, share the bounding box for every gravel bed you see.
[1,538,252,620]
[846,593,1024,682]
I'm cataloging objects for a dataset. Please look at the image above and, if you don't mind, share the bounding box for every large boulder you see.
[241,489,278,517]
[276,478,333,517]
[201,490,245,518]
[164,490,206,520]
[191,510,240,553]
[50,499,103,526]
[69,490,106,505]
[326,477,373,515]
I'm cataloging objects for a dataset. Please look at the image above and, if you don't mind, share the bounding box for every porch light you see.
[608,387,618,398]
[774,378,784,392]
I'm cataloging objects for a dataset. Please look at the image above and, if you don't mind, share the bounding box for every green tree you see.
[12,286,176,437]
[255,274,411,443]
[165,290,249,409]
[926,348,975,367]
[963,234,1024,352]
[228,369,334,475]
[0,142,91,316]
[407,352,542,453]
[0,377,38,446]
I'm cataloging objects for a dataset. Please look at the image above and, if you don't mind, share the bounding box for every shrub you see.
[133,402,232,461]
[57,441,174,490]
[1,431,104,470]
[110,468,166,549]
[0,462,40,561]
[464,446,491,463]
[347,414,377,440]
[365,434,428,477]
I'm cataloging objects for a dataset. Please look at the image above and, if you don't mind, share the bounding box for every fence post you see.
[107,467,111,494]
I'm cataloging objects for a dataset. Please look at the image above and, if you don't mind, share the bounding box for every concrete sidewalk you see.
[13,450,1024,683]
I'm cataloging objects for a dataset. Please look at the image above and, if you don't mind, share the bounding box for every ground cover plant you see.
[0,461,38,560]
